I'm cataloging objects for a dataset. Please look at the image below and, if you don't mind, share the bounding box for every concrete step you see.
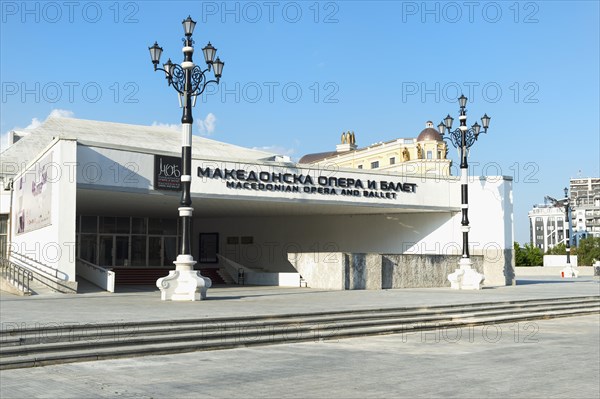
[2,304,599,356]
[1,296,598,370]
[2,299,598,347]
[2,297,598,347]
[3,295,598,336]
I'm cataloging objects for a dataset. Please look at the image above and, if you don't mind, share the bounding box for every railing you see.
[218,254,301,287]
[10,251,68,281]
[218,255,252,284]
[8,251,77,294]
[0,256,33,294]
[76,258,115,292]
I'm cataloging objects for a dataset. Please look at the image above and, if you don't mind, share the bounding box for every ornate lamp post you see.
[563,187,572,267]
[148,16,224,301]
[438,95,490,290]
[544,189,578,278]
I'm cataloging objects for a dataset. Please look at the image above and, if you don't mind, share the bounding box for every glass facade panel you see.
[78,216,178,267]
[80,234,97,264]
[148,236,162,266]
[99,236,114,266]
[131,236,147,266]
[132,218,147,234]
[149,218,177,235]
[100,217,116,234]
[81,216,98,234]
[0,214,7,258]
[0,236,6,258]
[0,214,8,234]
[115,236,129,266]
[164,237,177,266]
[116,217,130,234]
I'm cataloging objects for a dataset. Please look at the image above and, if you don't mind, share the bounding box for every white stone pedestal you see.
[156,255,212,301]
[448,258,485,290]
[560,265,579,279]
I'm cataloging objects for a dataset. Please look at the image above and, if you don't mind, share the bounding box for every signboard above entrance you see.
[197,165,417,200]
[154,155,182,191]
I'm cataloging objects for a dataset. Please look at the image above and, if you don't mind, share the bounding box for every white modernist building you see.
[0,117,515,294]
[570,177,600,243]
[528,204,567,252]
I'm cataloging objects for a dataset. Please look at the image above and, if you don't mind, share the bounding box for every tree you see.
[514,242,544,266]
[576,237,600,266]
[514,242,527,266]
[546,242,578,256]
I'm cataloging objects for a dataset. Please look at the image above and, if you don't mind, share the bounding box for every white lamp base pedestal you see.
[561,265,579,279]
[156,255,212,301]
[448,258,485,290]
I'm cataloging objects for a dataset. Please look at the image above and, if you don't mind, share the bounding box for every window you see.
[371,161,379,169]
[132,218,147,234]
[426,151,433,159]
[130,236,147,266]
[149,218,177,235]
[79,235,97,264]
[76,215,179,267]
[241,236,254,244]
[357,165,363,169]
[81,216,98,233]
[0,215,8,258]
[199,233,219,263]
[389,157,396,165]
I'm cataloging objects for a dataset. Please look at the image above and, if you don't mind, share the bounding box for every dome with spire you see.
[417,121,443,142]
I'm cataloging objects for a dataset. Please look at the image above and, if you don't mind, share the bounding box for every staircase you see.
[113,268,170,285]
[199,268,226,285]
[112,268,225,286]
[1,296,598,370]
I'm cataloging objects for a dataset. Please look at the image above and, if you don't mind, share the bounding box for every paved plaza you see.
[0,315,598,399]
[0,277,599,398]
[1,277,599,326]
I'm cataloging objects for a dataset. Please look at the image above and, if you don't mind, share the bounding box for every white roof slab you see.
[1,117,276,177]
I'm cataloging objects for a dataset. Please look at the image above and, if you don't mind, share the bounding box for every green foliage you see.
[546,243,567,255]
[547,243,579,256]
[576,237,600,266]
[514,242,527,266]
[514,242,544,266]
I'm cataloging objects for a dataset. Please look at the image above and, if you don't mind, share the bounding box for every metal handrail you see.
[0,256,33,294]
[77,257,113,273]
[10,251,67,280]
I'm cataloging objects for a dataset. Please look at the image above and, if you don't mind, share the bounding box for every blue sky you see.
[1,0,599,244]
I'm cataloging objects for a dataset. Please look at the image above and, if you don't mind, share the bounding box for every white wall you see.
[194,176,513,286]
[9,139,78,281]
[197,212,449,270]
[515,266,592,276]
[77,146,154,190]
[192,159,459,210]
[543,255,578,267]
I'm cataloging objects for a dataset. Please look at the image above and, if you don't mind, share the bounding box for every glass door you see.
[115,236,130,266]
[99,235,130,267]
[147,236,178,266]
[99,235,114,267]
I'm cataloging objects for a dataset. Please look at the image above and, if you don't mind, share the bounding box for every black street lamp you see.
[544,189,578,278]
[438,95,490,290]
[563,187,572,266]
[149,16,224,301]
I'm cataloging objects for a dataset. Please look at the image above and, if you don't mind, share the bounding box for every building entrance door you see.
[115,236,129,266]
[99,235,130,267]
